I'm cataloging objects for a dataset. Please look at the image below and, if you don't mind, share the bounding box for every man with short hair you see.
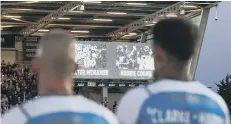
[116,18,230,124]
[1,60,6,75]
[2,29,119,124]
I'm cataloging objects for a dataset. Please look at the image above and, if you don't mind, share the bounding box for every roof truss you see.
[20,1,82,37]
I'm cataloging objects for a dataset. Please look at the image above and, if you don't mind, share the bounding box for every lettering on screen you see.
[116,45,154,77]
[74,70,108,76]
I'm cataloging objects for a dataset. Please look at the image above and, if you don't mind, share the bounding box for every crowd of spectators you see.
[1,60,38,114]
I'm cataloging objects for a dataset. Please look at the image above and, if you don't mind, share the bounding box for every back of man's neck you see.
[160,62,191,81]
[159,75,190,81]
[157,69,190,81]
[39,89,73,96]
[39,80,73,96]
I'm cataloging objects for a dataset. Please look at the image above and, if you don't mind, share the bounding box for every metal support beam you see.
[128,9,202,43]
[133,1,216,43]
[1,8,149,17]
[140,34,148,43]
[102,87,108,101]
[108,2,185,41]
[20,1,82,37]
[189,8,210,80]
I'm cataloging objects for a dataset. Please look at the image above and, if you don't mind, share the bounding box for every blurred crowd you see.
[1,60,38,114]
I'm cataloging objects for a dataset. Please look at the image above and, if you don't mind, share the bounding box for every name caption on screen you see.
[75,70,108,76]
[120,70,152,77]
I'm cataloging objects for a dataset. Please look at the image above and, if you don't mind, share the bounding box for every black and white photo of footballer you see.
[75,43,107,69]
[116,45,154,70]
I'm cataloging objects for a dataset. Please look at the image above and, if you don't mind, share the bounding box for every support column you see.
[189,8,210,80]
[102,87,108,102]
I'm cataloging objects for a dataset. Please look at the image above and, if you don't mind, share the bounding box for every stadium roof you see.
[1,1,217,41]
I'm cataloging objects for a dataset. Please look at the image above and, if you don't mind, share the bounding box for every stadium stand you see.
[1,61,38,114]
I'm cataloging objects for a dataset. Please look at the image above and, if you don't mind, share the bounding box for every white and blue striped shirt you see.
[117,79,230,124]
[2,95,119,124]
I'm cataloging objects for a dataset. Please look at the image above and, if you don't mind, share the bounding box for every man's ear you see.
[32,59,39,73]
[73,63,78,73]
[154,45,163,59]
[154,44,169,63]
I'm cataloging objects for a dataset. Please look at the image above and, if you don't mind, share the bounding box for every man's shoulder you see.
[25,95,108,111]
[60,96,119,124]
[116,86,150,124]
[63,96,119,123]
[27,96,118,123]
[199,85,230,114]
[147,80,229,115]
[80,96,118,122]
[119,80,228,108]
[79,96,111,111]
[66,96,119,123]
[2,105,27,124]
[117,86,149,110]
[121,86,149,100]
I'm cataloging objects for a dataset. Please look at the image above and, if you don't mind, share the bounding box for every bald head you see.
[36,29,76,80]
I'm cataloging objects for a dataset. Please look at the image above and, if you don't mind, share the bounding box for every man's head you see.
[32,29,77,95]
[152,17,198,79]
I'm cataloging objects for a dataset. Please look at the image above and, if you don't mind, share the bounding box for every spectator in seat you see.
[24,65,29,74]
[8,66,13,75]
[1,60,6,66]
[12,61,18,69]
[21,91,27,102]
[6,62,11,70]
[4,68,8,76]
[7,95,13,106]
[1,83,7,95]
[26,92,32,100]
[31,79,37,97]
[1,94,9,107]
[1,75,6,84]
[1,60,6,75]
[112,101,117,113]
[102,97,109,107]
[20,81,26,91]
[8,80,15,91]
[17,97,22,105]
[11,92,18,106]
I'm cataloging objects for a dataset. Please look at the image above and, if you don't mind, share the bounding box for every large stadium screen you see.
[73,41,154,80]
